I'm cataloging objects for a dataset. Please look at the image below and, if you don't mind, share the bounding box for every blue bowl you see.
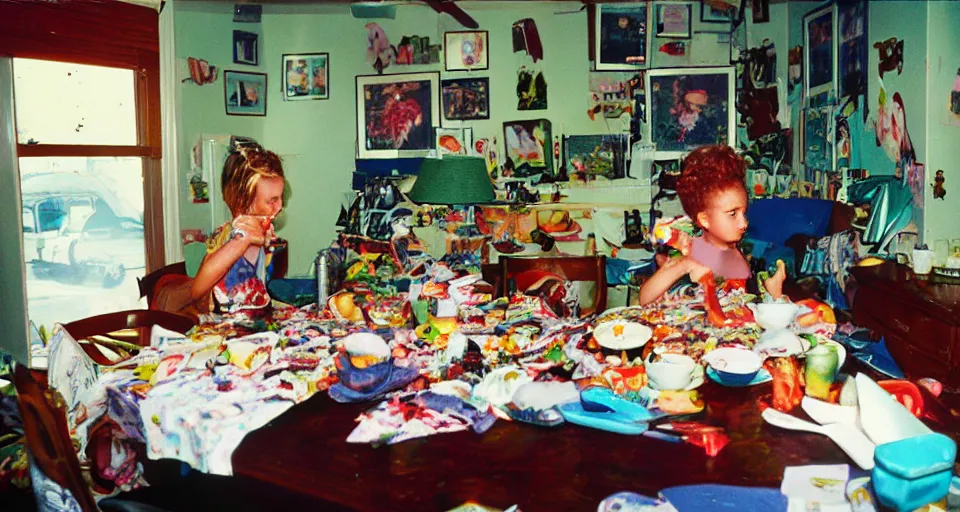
[336,354,394,392]
[704,348,762,386]
[715,367,761,386]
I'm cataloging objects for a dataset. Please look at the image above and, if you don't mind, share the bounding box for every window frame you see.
[0,0,165,271]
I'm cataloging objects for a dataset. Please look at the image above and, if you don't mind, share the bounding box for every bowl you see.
[748,302,800,331]
[593,321,652,351]
[645,353,697,391]
[702,348,763,386]
[342,332,390,367]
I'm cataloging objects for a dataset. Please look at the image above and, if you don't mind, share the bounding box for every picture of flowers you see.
[502,119,552,179]
[355,72,439,159]
[645,67,735,157]
[224,70,267,116]
[564,134,628,181]
[282,53,329,101]
[441,78,489,120]
[804,5,836,97]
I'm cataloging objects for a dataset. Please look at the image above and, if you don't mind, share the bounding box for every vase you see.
[804,342,839,400]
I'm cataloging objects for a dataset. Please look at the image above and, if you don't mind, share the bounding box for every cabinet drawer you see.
[883,332,951,385]
[854,289,954,359]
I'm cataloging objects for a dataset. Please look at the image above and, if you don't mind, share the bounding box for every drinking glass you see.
[934,239,950,267]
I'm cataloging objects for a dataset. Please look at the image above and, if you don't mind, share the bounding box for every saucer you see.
[706,366,772,387]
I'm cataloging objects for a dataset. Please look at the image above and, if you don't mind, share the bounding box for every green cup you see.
[804,342,839,400]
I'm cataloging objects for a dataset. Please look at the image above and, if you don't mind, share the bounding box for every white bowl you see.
[593,321,653,351]
[645,353,697,391]
[754,329,808,358]
[749,302,800,331]
[702,347,763,385]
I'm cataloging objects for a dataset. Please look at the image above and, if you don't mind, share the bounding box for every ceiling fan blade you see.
[423,0,479,29]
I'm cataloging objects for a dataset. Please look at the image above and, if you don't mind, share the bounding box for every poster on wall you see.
[444,31,488,71]
[803,103,834,175]
[355,72,440,159]
[803,5,836,98]
[564,134,629,182]
[441,78,489,120]
[502,119,552,179]
[595,4,649,70]
[838,1,867,101]
[224,70,267,116]
[645,66,735,158]
[282,53,329,101]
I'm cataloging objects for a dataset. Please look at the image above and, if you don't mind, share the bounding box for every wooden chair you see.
[62,310,195,366]
[500,255,608,315]
[136,262,187,309]
[14,362,101,512]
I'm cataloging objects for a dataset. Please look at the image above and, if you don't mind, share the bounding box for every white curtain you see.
[159,2,182,263]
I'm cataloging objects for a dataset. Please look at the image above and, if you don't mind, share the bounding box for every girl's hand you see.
[684,257,711,282]
[231,215,268,246]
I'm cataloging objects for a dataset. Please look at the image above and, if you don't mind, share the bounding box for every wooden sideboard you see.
[851,262,960,392]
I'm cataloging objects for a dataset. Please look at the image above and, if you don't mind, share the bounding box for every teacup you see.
[912,249,935,275]
[645,353,697,391]
[748,302,800,331]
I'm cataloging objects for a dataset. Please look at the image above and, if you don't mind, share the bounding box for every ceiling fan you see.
[352,0,478,29]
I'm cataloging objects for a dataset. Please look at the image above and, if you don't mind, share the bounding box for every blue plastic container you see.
[872,433,957,511]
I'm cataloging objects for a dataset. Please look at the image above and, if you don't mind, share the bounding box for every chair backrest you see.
[62,310,196,365]
[137,261,187,308]
[500,255,608,314]
[14,363,99,512]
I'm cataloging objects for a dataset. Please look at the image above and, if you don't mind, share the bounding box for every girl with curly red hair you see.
[639,145,785,308]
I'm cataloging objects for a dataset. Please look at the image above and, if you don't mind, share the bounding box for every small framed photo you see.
[441,77,489,120]
[224,70,267,116]
[803,4,837,98]
[595,3,649,70]
[655,3,693,39]
[233,30,259,66]
[700,1,733,23]
[444,31,489,71]
[282,53,329,101]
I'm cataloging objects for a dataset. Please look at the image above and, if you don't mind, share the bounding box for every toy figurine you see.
[933,170,946,200]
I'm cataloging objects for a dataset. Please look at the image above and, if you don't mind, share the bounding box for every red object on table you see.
[878,380,924,418]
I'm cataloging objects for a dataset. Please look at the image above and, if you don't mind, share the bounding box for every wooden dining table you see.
[229,365,959,512]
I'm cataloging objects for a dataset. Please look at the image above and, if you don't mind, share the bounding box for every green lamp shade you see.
[408,156,495,205]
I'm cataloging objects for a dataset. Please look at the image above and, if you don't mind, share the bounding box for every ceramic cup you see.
[644,353,696,391]
[804,342,839,400]
[912,249,935,275]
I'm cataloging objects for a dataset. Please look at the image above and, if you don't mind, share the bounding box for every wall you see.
[923,0,960,243]
[174,2,265,234]
[175,1,741,275]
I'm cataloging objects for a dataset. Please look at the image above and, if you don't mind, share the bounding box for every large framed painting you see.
[645,66,735,158]
[595,3,649,71]
[355,72,440,159]
[803,4,837,99]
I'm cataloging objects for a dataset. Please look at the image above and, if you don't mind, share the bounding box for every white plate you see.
[593,320,652,350]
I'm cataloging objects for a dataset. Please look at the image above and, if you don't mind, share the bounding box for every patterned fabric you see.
[46,325,149,493]
[28,454,82,512]
[206,222,272,315]
[799,230,860,309]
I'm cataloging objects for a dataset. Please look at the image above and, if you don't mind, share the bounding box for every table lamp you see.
[409,156,494,241]
[407,156,496,205]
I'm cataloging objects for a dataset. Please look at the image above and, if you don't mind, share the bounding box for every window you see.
[0,1,162,347]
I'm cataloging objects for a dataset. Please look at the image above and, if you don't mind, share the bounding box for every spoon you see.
[762,408,876,470]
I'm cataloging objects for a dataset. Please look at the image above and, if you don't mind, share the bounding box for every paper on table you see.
[781,464,850,504]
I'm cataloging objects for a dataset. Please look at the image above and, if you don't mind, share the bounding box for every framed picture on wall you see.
[355,72,440,159]
[441,77,489,120]
[444,31,488,71]
[232,30,259,66]
[224,70,267,116]
[838,0,868,101]
[645,66,735,158]
[281,53,329,101]
[594,3,649,70]
[655,3,692,39]
[700,1,733,23]
[803,4,837,99]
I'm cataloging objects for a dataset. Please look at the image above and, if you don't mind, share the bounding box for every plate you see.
[706,366,773,387]
[593,321,652,350]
